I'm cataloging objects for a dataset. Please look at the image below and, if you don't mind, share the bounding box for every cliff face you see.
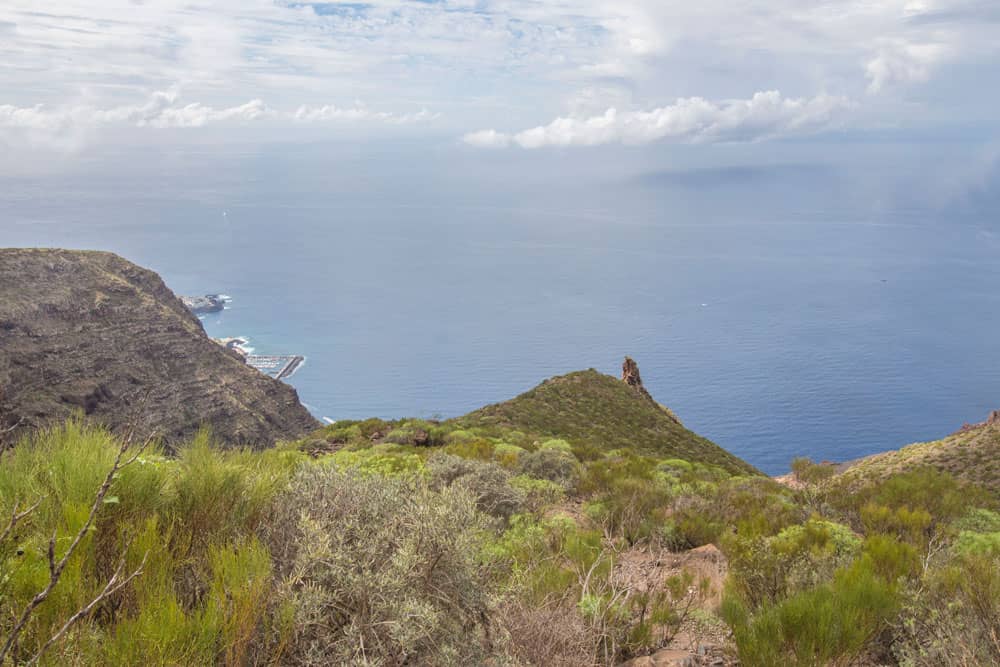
[0,248,319,447]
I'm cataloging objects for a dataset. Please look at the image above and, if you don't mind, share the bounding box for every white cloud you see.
[0,92,271,131]
[461,129,511,149]
[865,41,948,93]
[465,91,853,149]
[293,105,439,124]
[0,91,436,135]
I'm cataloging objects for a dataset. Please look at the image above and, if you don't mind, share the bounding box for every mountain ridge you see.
[453,365,761,476]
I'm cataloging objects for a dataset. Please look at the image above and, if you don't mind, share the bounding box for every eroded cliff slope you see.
[0,248,318,447]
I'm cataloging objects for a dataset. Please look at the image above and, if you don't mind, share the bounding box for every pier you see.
[245,355,304,380]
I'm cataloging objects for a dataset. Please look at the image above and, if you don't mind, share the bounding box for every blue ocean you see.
[4,139,999,474]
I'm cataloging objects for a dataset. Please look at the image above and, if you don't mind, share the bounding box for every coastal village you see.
[182,294,305,381]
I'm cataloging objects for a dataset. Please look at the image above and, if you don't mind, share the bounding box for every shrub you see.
[518,448,580,489]
[584,476,673,545]
[723,558,900,667]
[493,442,526,468]
[0,422,301,664]
[539,439,574,453]
[894,548,1000,665]
[329,445,425,476]
[790,457,836,484]
[860,502,933,547]
[953,508,1000,534]
[443,437,495,461]
[509,475,565,512]
[496,599,595,667]
[261,466,493,665]
[427,453,525,521]
[725,518,862,608]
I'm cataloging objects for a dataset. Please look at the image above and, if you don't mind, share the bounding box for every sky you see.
[1,0,999,163]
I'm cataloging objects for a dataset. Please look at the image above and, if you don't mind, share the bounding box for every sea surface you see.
[4,138,1000,474]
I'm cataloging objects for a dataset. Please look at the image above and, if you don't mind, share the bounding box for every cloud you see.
[464,91,853,149]
[461,129,511,149]
[0,90,437,134]
[1,0,998,152]
[865,41,947,93]
[293,105,439,124]
[0,92,271,131]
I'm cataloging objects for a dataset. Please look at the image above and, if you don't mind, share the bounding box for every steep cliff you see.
[0,248,319,447]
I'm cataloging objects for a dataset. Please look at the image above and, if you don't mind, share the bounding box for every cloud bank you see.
[463,91,853,149]
[0,91,437,134]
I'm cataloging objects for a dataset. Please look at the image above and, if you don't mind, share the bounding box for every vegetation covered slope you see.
[836,413,1000,490]
[0,248,318,447]
[453,369,760,476]
[2,418,998,666]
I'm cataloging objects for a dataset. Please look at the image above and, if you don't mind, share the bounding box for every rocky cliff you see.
[0,248,319,447]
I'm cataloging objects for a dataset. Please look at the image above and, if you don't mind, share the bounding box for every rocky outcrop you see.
[180,294,226,314]
[957,408,1000,433]
[622,356,682,425]
[0,249,319,448]
[621,356,649,396]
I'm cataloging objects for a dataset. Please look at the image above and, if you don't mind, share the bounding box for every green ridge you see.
[838,420,1000,490]
[452,369,760,476]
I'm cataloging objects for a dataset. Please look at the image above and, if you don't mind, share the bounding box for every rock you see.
[179,294,226,314]
[0,249,319,448]
[621,356,645,390]
[988,410,1000,425]
[621,356,683,424]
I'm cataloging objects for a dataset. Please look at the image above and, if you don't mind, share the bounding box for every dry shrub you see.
[427,453,526,521]
[260,466,494,666]
[496,599,596,667]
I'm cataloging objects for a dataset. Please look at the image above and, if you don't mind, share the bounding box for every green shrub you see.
[724,557,900,666]
[487,514,604,605]
[518,448,580,489]
[860,502,933,547]
[509,475,565,512]
[584,475,673,545]
[726,518,862,608]
[953,508,1000,534]
[894,547,1000,665]
[205,538,272,666]
[539,439,574,453]
[953,530,1000,558]
[443,437,495,461]
[493,442,526,468]
[790,457,837,484]
[328,446,425,476]
[0,422,303,664]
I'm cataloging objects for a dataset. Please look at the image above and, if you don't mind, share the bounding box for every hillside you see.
[453,360,760,476]
[837,410,1000,490]
[0,248,318,447]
